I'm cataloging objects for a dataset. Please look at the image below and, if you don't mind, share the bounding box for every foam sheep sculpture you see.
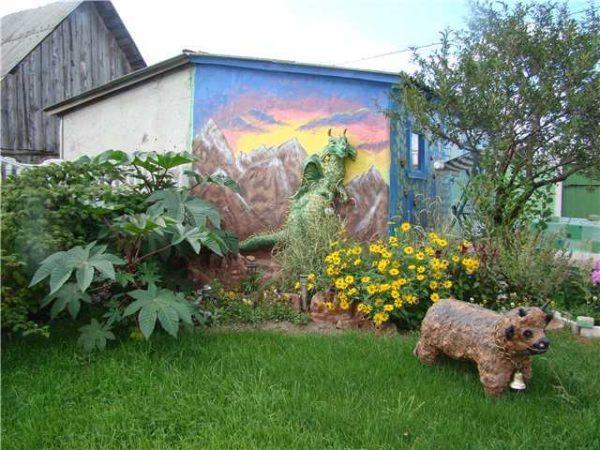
[414,299,552,396]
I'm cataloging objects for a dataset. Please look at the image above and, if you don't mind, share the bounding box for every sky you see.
[0,0,594,73]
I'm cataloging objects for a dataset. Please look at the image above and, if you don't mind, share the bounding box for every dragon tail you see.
[239,230,285,252]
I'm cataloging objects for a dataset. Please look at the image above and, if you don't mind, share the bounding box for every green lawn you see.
[2,327,599,449]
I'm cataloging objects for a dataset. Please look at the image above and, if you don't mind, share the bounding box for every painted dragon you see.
[240,130,357,251]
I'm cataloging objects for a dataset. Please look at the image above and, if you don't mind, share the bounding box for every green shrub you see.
[4,150,240,349]
[459,227,587,311]
[200,279,309,326]
[1,160,137,335]
[274,211,341,292]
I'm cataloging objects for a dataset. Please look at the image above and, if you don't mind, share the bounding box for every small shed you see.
[46,52,450,240]
[0,1,145,162]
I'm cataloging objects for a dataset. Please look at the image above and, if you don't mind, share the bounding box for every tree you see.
[393,1,599,230]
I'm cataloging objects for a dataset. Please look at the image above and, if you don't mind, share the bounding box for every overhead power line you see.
[337,5,594,66]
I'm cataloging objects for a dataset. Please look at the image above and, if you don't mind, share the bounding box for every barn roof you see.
[1,1,145,79]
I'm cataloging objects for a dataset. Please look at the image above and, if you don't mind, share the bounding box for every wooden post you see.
[299,274,308,312]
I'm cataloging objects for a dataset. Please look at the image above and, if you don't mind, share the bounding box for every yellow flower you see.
[325,301,336,311]
[391,289,400,299]
[416,252,425,260]
[436,238,448,248]
[307,283,314,291]
[329,240,339,248]
[340,300,350,310]
[373,312,389,326]
[384,304,394,312]
[394,298,403,308]
[401,222,411,232]
[408,265,416,271]
[367,284,378,295]
[428,232,439,241]
[335,278,347,290]
[397,278,407,286]
[388,236,398,245]
[347,287,358,296]
[294,281,300,290]
[452,255,460,263]
[379,283,391,293]
[345,275,355,284]
[361,276,371,283]
[430,293,440,302]
[381,250,392,259]
[404,294,418,304]
[417,274,426,281]
[353,258,362,266]
[429,281,438,290]
[389,268,400,276]
[357,303,373,315]
[369,244,382,253]
[326,266,337,276]
[307,273,316,283]
[425,246,436,257]
[443,280,453,288]
[404,246,414,255]
[417,266,426,274]
[374,298,385,306]
[377,259,389,272]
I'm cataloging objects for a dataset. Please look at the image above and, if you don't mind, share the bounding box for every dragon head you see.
[324,129,357,161]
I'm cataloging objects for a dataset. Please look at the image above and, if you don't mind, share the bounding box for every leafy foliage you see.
[41,282,91,319]
[30,243,124,294]
[394,1,600,231]
[124,284,193,338]
[6,149,240,350]
[77,319,116,352]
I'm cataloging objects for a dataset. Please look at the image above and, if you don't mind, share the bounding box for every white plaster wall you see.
[61,66,193,160]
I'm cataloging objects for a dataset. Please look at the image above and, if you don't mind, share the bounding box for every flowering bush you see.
[320,223,480,329]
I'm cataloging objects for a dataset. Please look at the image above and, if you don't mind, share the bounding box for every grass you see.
[2,327,599,449]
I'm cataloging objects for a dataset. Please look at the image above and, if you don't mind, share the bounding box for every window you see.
[410,132,423,170]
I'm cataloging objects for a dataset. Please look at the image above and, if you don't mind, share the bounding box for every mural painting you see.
[192,65,391,241]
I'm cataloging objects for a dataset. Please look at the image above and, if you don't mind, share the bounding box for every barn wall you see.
[1,2,135,161]
[61,66,193,160]
[191,64,392,241]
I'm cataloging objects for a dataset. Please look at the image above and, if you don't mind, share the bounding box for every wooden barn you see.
[0,1,145,162]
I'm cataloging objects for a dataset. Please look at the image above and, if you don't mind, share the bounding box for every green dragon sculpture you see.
[240,130,357,252]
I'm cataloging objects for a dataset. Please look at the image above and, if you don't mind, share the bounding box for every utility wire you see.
[337,6,594,66]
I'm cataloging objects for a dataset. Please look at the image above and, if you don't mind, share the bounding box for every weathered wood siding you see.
[1,2,134,161]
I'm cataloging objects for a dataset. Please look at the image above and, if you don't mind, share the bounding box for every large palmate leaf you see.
[147,188,221,228]
[114,212,171,236]
[123,284,193,339]
[93,149,132,166]
[41,282,91,319]
[30,243,125,294]
[131,151,195,171]
[78,319,116,352]
[185,170,241,194]
[169,224,230,256]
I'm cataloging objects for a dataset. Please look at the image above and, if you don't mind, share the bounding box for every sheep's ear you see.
[505,325,515,340]
[518,308,527,317]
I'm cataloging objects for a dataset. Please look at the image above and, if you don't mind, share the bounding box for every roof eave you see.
[45,53,190,116]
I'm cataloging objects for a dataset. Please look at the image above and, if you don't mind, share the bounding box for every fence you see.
[1,156,64,180]
[0,156,189,186]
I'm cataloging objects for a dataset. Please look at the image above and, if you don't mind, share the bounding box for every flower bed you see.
[317,223,480,329]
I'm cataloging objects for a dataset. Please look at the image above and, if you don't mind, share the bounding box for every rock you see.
[285,293,302,312]
[309,290,373,329]
[545,318,565,331]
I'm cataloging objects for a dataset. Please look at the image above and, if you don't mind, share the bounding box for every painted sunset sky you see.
[193,65,391,183]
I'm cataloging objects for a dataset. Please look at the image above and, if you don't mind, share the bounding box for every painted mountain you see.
[192,119,388,241]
